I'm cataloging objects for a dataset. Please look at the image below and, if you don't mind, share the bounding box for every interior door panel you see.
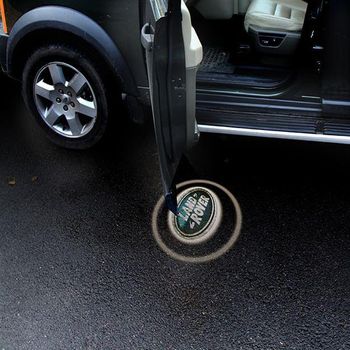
[141,0,202,213]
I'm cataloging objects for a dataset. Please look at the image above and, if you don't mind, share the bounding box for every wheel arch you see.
[6,6,139,97]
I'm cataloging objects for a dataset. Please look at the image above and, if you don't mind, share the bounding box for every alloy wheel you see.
[34,62,98,138]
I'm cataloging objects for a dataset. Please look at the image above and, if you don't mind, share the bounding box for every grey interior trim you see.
[198,125,350,145]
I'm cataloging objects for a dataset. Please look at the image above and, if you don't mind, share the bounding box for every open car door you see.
[141,0,203,214]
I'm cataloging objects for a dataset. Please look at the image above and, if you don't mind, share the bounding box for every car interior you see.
[184,0,325,93]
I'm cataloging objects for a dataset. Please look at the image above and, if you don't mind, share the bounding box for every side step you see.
[196,93,350,144]
[198,124,350,145]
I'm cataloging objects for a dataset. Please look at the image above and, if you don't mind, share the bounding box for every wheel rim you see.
[33,62,98,139]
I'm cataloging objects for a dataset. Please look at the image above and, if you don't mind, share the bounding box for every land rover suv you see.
[0,0,349,211]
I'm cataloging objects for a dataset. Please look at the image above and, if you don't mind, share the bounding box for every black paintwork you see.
[4,0,149,89]
[322,0,350,114]
[5,6,138,96]
[0,35,7,67]
[7,6,137,96]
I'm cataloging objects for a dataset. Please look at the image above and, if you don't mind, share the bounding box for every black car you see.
[0,0,349,210]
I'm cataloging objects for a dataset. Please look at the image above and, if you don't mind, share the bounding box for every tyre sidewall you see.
[22,45,110,150]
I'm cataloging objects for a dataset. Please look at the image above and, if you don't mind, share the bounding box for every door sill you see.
[198,125,350,145]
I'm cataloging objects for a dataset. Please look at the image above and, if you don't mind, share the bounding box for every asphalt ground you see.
[0,74,349,349]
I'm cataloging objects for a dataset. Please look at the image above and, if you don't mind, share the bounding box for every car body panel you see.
[321,0,350,116]
[5,6,139,96]
[3,0,149,89]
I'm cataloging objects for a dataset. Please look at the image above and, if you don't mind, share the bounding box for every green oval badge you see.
[168,187,222,244]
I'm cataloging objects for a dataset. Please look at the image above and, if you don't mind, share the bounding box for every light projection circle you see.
[152,180,242,263]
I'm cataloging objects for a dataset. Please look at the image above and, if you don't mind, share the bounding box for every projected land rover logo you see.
[168,187,222,243]
[154,180,242,263]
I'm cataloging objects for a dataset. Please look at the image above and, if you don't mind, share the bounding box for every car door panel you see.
[141,0,202,213]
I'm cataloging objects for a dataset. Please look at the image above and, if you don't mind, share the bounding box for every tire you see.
[22,44,114,150]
